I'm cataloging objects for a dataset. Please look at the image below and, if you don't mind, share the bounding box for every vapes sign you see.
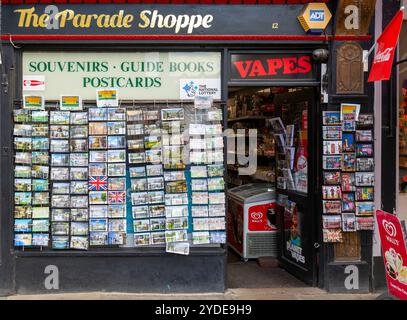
[230,53,316,82]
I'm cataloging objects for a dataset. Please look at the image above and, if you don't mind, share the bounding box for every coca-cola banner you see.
[368,9,404,82]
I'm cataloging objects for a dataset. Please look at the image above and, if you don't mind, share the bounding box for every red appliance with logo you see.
[227,183,277,260]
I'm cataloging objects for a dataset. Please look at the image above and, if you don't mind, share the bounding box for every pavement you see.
[0,288,380,300]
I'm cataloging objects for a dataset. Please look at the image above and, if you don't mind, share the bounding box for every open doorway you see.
[226,86,318,288]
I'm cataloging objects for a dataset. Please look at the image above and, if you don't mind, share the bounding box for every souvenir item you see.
[323,111,341,125]
[322,185,341,200]
[323,141,341,155]
[342,193,355,212]
[341,173,355,192]
[322,200,342,214]
[323,171,341,185]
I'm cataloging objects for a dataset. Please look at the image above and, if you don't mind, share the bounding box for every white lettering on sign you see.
[344,265,360,290]
[286,241,306,264]
[374,48,394,63]
[344,5,360,30]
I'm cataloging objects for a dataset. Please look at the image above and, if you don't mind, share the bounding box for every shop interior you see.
[226,86,314,288]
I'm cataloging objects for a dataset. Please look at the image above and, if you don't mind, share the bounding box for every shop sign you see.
[297,3,332,34]
[22,51,221,100]
[23,75,45,91]
[376,210,407,300]
[334,0,376,36]
[247,203,277,232]
[230,53,316,83]
[2,4,329,37]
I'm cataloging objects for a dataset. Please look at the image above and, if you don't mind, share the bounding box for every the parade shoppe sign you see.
[1,4,331,36]
[22,51,222,100]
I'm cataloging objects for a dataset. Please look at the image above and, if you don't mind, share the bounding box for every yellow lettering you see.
[96,14,110,28]
[123,15,134,28]
[138,10,151,29]
[38,14,49,28]
[55,9,75,28]
[14,8,36,28]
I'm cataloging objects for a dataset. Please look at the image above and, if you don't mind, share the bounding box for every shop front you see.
[0,1,376,295]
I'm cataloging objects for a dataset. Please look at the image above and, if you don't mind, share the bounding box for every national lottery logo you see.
[182,81,198,98]
[309,10,325,22]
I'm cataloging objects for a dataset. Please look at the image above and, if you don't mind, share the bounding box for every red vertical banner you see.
[376,210,407,300]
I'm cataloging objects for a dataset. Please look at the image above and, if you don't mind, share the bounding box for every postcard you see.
[208,178,225,191]
[322,185,341,200]
[165,230,188,243]
[356,217,375,230]
[191,179,207,191]
[70,222,88,236]
[131,192,148,206]
[71,127,90,142]
[50,125,69,139]
[206,150,224,164]
[356,143,373,157]
[189,123,206,135]
[131,178,147,191]
[15,206,32,219]
[69,167,88,181]
[89,205,108,218]
[161,108,185,121]
[208,217,226,230]
[192,232,210,245]
[143,110,159,121]
[14,109,31,123]
[50,111,70,125]
[134,233,151,246]
[165,206,189,218]
[109,136,126,149]
[357,114,374,126]
[132,206,149,219]
[14,192,32,205]
[322,126,342,140]
[70,112,88,125]
[89,108,108,122]
[207,164,224,177]
[129,166,146,178]
[341,173,355,192]
[144,123,161,136]
[15,218,32,233]
[144,136,161,149]
[32,192,49,205]
[355,202,374,216]
[150,205,166,218]
[108,205,126,218]
[342,213,357,232]
[71,208,88,222]
[52,236,70,249]
[192,218,209,231]
[15,152,31,165]
[32,165,49,179]
[356,158,374,171]
[356,187,374,201]
[32,151,49,165]
[208,204,225,217]
[89,122,107,135]
[89,150,106,163]
[147,177,164,191]
[52,222,70,235]
[97,89,118,108]
[134,219,150,233]
[126,109,143,122]
[71,195,88,208]
[207,109,223,121]
[107,191,126,205]
[14,137,32,151]
[108,219,126,233]
[323,171,341,185]
[89,191,107,204]
[127,139,144,150]
[51,194,70,208]
[165,181,187,193]
[89,163,107,176]
[108,163,126,176]
[52,208,70,222]
[210,231,226,244]
[32,179,49,192]
[32,234,49,246]
[50,139,69,152]
[322,200,342,214]
[322,215,342,229]
[89,232,108,246]
[108,232,126,245]
[70,236,89,250]
[127,124,144,136]
[355,172,374,186]
[107,149,125,163]
[15,234,32,247]
[90,219,108,232]
[190,138,206,150]
[323,141,342,155]
[165,193,189,206]
[341,103,360,121]
[162,121,182,134]
[149,218,165,232]
[190,151,206,164]
[342,133,355,152]
[107,108,125,121]
[70,153,88,167]
[107,122,126,135]
[50,167,69,181]
[89,136,108,149]
[342,153,356,172]
[51,153,69,166]
[32,124,49,137]
[151,232,166,245]
[14,124,32,137]
[15,178,31,192]
[192,192,208,205]
[70,139,88,152]
[356,130,373,142]
[108,177,126,191]
[166,242,190,255]
[323,111,341,125]
[145,149,162,163]
[15,165,32,178]
[148,191,165,204]
[31,111,48,123]
[342,193,355,212]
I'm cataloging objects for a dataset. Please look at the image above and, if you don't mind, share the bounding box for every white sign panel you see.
[22,52,221,100]
[23,75,45,91]
[179,79,221,100]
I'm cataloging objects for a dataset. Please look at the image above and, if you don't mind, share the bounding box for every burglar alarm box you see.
[227,183,278,260]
